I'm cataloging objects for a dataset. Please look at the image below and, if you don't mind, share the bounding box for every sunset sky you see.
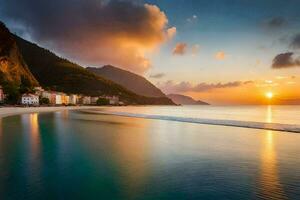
[1,0,300,104]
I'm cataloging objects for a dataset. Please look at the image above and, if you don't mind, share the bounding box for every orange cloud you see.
[215,51,226,60]
[167,27,177,40]
[2,0,175,74]
[173,43,187,55]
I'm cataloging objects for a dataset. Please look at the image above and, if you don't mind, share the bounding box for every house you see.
[34,86,44,96]
[55,93,62,105]
[108,96,119,105]
[61,94,70,105]
[91,97,99,104]
[81,96,91,105]
[0,86,4,103]
[41,91,56,104]
[21,94,39,106]
[69,94,78,105]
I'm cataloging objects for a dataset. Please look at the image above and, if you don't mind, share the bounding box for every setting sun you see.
[265,92,273,99]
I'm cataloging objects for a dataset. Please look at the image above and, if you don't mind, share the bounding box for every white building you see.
[91,97,99,104]
[55,93,62,105]
[69,94,78,105]
[21,94,39,106]
[82,96,91,105]
[108,96,119,105]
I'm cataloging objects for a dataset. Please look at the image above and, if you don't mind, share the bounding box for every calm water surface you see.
[0,107,300,199]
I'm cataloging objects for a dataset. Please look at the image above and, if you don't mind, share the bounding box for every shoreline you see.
[0,106,95,118]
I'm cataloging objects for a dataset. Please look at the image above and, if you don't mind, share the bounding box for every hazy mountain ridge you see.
[87,65,166,98]
[0,22,38,87]
[167,94,209,105]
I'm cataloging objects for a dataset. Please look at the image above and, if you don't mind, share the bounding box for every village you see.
[0,86,124,106]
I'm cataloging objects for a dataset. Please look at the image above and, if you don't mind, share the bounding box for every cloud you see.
[187,15,198,23]
[157,80,252,94]
[290,33,300,50]
[0,0,175,74]
[264,17,287,29]
[272,52,300,69]
[215,51,226,60]
[173,43,187,55]
[172,43,200,56]
[167,27,177,40]
[149,73,165,79]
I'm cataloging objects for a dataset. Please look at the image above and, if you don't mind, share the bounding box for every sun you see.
[265,92,273,99]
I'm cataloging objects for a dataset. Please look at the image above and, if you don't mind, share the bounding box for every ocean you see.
[0,105,300,199]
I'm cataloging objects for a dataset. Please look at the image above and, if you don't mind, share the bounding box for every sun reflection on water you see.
[29,113,40,153]
[259,131,287,199]
[266,105,273,123]
[112,118,150,199]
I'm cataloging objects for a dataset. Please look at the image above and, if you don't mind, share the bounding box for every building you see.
[21,94,39,106]
[81,96,91,105]
[108,96,119,105]
[0,86,4,103]
[61,94,70,105]
[55,93,62,105]
[34,86,44,96]
[69,94,78,105]
[91,97,99,104]
[41,91,56,104]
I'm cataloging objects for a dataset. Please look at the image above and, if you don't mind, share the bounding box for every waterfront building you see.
[82,96,91,105]
[55,93,62,105]
[61,94,70,105]
[69,94,78,105]
[21,94,39,106]
[41,91,56,104]
[108,96,119,105]
[91,97,99,104]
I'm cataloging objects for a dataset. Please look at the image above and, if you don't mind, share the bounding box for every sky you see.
[1,0,300,104]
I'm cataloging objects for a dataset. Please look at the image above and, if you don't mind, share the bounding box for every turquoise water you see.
[0,108,300,199]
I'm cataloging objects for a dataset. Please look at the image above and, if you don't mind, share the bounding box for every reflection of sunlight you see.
[20,113,42,187]
[29,113,41,155]
[112,118,149,199]
[266,105,273,123]
[267,131,273,145]
[259,131,287,199]
[61,110,69,119]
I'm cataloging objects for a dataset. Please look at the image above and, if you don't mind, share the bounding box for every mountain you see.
[167,94,209,105]
[8,26,173,105]
[87,65,166,98]
[0,22,38,87]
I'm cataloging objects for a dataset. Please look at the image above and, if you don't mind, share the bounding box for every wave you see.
[79,110,300,133]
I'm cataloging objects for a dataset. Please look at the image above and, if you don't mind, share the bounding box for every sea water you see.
[0,106,300,199]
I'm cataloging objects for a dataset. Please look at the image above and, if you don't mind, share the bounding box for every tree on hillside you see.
[3,83,20,104]
[40,97,50,105]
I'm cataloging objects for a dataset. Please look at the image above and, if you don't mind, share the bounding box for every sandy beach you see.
[0,106,95,118]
